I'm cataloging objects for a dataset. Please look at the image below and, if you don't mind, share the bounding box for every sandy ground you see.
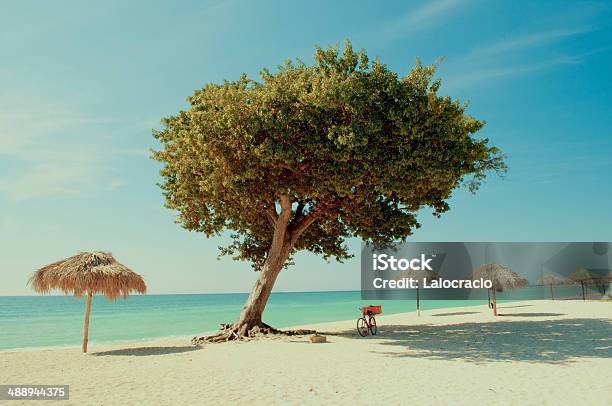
[1,300,611,405]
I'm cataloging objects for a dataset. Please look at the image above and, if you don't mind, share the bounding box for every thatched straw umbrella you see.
[471,263,528,316]
[566,267,601,301]
[395,269,439,316]
[29,252,146,353]
[539,272,566,300]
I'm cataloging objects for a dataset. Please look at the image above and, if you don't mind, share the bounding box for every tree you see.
[152,41,506,341]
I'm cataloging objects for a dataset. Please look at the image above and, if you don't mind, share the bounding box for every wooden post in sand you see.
[549,284,554,301]
[487,288,491,308]
[82,291,93,353]
[416,285,420,316]
[492,289,497,316]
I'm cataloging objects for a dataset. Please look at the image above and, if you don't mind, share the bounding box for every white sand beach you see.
[2,300,611,405]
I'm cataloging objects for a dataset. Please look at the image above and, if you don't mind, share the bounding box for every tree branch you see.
[295,201,305,219]
[265,205,277,228]
[268,194,293,255]
[278,195,292,229]
[290,212,322,245]
[289,200,340,246]
[288,201,305,229]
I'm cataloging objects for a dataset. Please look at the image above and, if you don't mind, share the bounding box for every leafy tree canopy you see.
[153,41,505,270]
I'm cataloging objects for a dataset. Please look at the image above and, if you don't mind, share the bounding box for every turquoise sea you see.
[1,284,595,351]
[0,291,491,351]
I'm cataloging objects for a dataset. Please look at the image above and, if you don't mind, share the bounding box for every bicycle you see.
[357,305,381,337]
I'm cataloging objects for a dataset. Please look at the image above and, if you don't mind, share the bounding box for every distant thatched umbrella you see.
[471,263,528,316]
[566,267,601,301]
[395,269,439,316]
[29,252,146,353]
[539,272,566,300]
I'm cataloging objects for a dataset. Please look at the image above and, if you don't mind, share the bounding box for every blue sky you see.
[1,0,611,295]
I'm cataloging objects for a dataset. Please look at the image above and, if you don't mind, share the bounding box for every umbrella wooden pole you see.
[492,289,497,316]
[581,281,585,301]
[550,284,554,300]
[416,287,420,316]
[82,291,93,353]
[487,288,491,308]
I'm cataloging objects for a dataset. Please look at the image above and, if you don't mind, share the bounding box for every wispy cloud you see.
[0,101,147,201]
[397,0,465,28]
[1,161,94,200]
[440,5,606,93]
[374,0,469,43]
[292,0,471,62]
[471,27,593,56]
[446,56,580,89]
[446,46,610,90]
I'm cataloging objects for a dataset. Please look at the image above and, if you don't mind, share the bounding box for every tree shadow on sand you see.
[91,346,200,356]
[431,311,480,317]
[498,313,565,317]
[336,318,612,364]
[497,304,533,309]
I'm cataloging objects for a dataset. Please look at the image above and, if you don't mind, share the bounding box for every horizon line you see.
[0,288,362,298]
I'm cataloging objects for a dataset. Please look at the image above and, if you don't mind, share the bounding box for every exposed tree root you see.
[191,322,316,345]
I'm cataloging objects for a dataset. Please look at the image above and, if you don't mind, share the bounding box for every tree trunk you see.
[192,195,323,344]
[234,264,283,336]
[232,249,288,336]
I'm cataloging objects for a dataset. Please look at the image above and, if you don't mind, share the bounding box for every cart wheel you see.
[357,317,369,337]
[368,316,377,335]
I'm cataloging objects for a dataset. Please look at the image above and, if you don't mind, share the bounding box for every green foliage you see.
[152,40,506,270]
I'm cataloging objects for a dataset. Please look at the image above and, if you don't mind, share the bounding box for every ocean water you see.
[0,291,488,351]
